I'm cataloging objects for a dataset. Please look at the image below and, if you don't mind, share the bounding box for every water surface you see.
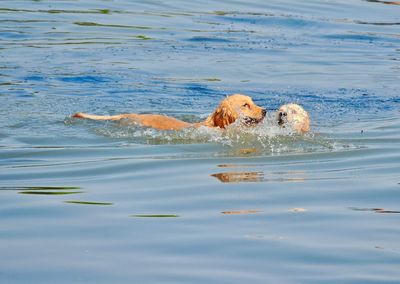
[1,0,400,283]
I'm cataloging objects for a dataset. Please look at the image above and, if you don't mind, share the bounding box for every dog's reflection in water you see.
[211,172,264,183]
[211,168,306,183]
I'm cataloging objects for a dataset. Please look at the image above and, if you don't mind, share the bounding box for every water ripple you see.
[1,1,400,283]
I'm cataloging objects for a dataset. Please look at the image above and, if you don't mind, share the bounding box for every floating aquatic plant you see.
[64,201,113,205]
[131,214,179,218]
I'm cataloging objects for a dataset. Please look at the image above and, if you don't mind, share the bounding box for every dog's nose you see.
[278,111,286,126]
[262,109,267,117]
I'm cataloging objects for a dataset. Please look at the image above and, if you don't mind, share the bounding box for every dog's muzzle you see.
[277,111,287,126]
[244,108,266,125]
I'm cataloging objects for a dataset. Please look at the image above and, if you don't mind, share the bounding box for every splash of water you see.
[87,114,348,155]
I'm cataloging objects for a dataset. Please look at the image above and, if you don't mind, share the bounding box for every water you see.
[1,0,400,283]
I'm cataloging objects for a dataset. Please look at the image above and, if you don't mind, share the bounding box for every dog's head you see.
[206,94,266,129]
[277,104,310,133]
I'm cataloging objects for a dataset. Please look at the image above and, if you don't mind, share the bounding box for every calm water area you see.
[1,0,400,283]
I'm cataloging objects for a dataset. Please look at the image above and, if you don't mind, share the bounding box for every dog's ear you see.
[207,104,236,128]
[210,105,236,128]
[204,97,237,128]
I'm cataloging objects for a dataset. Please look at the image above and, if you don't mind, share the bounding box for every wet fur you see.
[73,94,266,131]
[277,104,310,133]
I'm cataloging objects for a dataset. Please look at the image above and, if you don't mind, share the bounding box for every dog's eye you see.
[242,103,250,108]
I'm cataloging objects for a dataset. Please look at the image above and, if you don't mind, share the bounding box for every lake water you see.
[1,0,400,283]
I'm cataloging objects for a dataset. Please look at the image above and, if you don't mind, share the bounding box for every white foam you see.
[91,114,354,155]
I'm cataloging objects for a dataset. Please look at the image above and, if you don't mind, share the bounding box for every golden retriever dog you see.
[72,94,266,130]
[277,103,310,133]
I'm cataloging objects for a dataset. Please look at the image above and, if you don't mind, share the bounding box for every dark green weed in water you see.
[131,214,180,218]
[204,78,221,82]
[134,35,153,40]
[74,22,152,30]
[1,186,80,191]
[19,191,83,195]
[213,11,229,16]
[12,186,83,195]
[97,9,111,14]
[65,201,113,205]
[0,8,116,14]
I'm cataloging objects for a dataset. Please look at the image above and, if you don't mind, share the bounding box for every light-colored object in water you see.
[277,103,310,133]
[289,207,308,212]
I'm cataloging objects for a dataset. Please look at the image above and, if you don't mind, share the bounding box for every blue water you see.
[1,0,400,283]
